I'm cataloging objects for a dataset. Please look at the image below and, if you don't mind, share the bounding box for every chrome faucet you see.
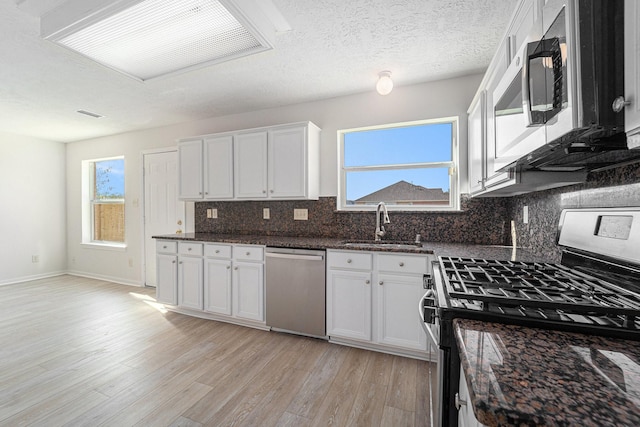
[375,202,390,241]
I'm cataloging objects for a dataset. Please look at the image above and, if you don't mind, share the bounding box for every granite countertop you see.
[454,318,640,427]
[153,232,546,260]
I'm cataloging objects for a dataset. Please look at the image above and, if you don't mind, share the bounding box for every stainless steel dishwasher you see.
[265,247,326,338]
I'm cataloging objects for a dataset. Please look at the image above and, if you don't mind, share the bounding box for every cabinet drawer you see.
[377,254,427,275]
[204,243,232,259]
[156,240,177,254]
[178,242,203,256]
[327,251,372,271]
[233,245,264,262]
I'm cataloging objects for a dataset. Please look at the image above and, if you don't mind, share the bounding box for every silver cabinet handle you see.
[172,260,176,264]
[365,280,370,284]
[399,262,404,267]
[246,252,250,256]
[215,250,220,254]
[226,266,230,269]
[188,247,192,251]
[347,259,352,264]
[379,281,383,286]
[163,245,167,249]
[179,261,183,264]
[234,267,238,270]
[613,96,631,113]
[455,392,467,410]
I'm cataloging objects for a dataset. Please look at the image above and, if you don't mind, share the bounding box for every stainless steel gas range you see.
[420,207,640,426]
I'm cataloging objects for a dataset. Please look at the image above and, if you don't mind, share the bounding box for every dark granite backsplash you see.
[195,195,511,245]
[194,161,640,260]
[507,161,640,262]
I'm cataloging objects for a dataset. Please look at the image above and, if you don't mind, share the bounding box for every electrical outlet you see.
[211,208,218,219]
[523,206,529,224]
[206,209,212,219]
[263,208,270,220]
[294,208,308,220]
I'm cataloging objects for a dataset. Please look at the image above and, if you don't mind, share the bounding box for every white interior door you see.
[144,150,185,287]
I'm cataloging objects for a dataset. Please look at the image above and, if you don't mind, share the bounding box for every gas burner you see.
[438,256,640,332]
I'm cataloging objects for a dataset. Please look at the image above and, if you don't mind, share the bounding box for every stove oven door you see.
[419,289,444,427]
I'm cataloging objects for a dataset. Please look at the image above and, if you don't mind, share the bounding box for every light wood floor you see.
[0,275,433,427]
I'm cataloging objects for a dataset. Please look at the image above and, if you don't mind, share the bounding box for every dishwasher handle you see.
[265,252,325,262]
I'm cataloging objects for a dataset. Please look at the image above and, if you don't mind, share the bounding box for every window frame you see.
[81,156,127,249]
[337,117,460,212]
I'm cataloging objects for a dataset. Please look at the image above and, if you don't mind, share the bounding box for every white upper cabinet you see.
[467,91,486,195]
[178,122,320,201]
[178,139,204,200]
[234,131,269,199]
[269,126,308,198]
[204,136,234,199]
[178,136,234,200]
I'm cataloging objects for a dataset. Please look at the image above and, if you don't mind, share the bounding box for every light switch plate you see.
[263,208,270,220]
[211,208,218,219]
[523,206,529,224]
[206,209,212,219]
[294,208,308,220]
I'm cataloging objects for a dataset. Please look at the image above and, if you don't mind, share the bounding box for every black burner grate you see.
[438,257,640,330]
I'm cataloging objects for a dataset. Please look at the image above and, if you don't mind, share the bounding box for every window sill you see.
[81,242,128,251]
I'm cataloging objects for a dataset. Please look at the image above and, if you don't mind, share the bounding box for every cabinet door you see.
[234,132,268,199]
[458,366,485,427]
[203,136,234,199]
[326,269,372,341]
[156,254,177,305]
[178,256,203,310]
[468,92,486,195]
[204,258,232,315]
[268,126,307,198]
[625,0,640,136]
[178,139,203,200]
[232,262,264,321]
[376,273,427,350]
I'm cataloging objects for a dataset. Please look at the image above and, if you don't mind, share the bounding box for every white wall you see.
[66,74,482,285]
[0,132,66,285]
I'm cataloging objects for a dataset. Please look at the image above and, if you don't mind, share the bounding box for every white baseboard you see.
[0,271,67,287]
[64,270,144,287]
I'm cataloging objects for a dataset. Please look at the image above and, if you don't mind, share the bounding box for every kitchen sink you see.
[342,241,423,250]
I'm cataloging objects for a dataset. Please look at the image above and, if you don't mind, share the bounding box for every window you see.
[82,157,125,246]
[338,118,459,211]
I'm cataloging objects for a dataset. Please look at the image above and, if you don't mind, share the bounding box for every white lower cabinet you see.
[458,366,486,427]
[177,243,204,310]
[327,250,432,357]
[156,252,178,305]
[232,261,264,321]
[156,240,265,328]
[204,258,232,315]
[327,269,372,341]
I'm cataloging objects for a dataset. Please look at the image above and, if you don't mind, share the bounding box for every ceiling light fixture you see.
[376,71,393,95]
[40,0,289,81]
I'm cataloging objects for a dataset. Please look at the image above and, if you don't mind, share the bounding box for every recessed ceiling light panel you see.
[42,0,278,81]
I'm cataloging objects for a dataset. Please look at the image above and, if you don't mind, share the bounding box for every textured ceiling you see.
[1,0,517,142]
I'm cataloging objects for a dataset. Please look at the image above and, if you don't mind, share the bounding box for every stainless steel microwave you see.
[492,0,635,172]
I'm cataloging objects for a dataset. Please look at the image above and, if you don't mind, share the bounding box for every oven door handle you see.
[419,290,439,347]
